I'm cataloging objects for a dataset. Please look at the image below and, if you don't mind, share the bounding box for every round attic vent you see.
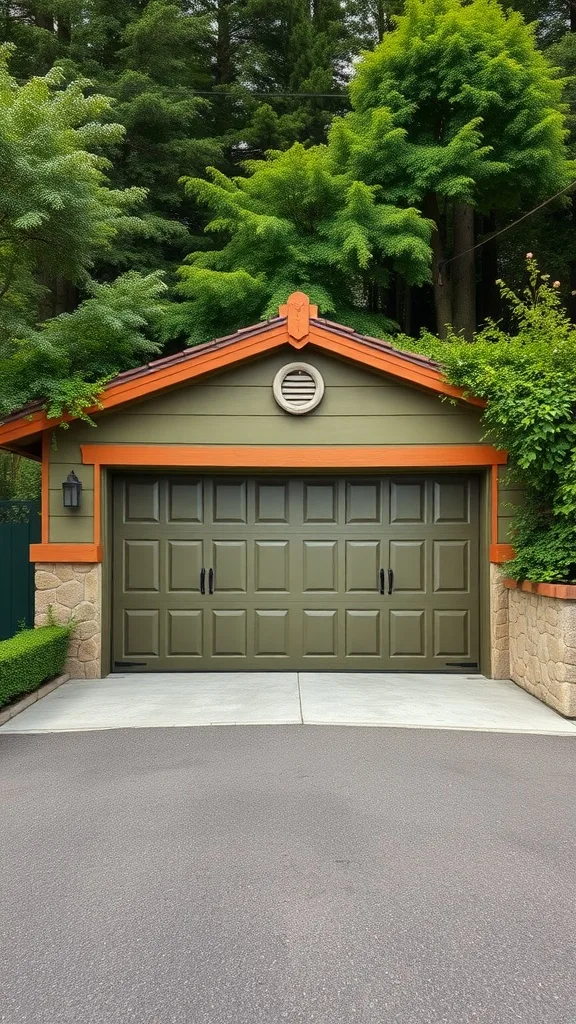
[273,362,325,415]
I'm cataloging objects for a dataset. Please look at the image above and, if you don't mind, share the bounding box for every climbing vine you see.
[405,257,576,583]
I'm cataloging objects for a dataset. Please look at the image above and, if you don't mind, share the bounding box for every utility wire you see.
[438,178,576,279]
[192,90,349,97]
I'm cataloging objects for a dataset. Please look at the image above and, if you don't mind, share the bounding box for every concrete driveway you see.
[2,671,576,734]
[1,725,575,1024]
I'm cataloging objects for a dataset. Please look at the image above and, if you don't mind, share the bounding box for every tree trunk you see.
[216,0,233,86]
[34,10,54,31]
[571,0,576,32]
[478,211,500,325]
[57,14,71,44]
[451,201,476,340]
[423,193,452,338]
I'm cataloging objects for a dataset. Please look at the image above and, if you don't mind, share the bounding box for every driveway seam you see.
[297,673,304,724]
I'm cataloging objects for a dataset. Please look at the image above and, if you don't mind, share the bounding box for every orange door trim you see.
[81,443,507,470]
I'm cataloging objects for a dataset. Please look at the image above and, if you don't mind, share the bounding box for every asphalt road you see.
[1,725,575,1024]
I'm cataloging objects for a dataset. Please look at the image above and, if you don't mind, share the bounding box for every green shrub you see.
[0,625,72,708]
[402,257,576,583]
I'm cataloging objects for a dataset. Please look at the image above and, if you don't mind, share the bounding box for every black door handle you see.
[388,568,394,595]
[200,568,206,595]
[208,567,214,595]
[379,568,385,595]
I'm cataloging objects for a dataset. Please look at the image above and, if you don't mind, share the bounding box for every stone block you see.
[78,637,99,662]
[56,579,84,609]
[54,565,76,583]
[35,571,59,591]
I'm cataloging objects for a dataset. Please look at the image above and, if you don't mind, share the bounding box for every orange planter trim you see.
[504,578,576,600]
[490,544,516,563]
[30,543,102,563]
[81,443,507,470]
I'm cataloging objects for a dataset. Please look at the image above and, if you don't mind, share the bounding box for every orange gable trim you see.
[0,299,486,446]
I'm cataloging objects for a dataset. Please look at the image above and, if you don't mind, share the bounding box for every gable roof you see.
[0,292,483,447]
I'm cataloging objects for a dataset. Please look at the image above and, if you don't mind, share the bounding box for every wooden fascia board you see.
[81,444,507,469]
[308,326,485,407]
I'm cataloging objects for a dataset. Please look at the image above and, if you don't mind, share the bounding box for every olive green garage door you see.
[112,475,480,671]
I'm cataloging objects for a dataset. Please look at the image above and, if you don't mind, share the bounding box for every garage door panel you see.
[303,541,338,592]
[254,610,289,657]
[124,479,160,523]
[213,480,247,523]
[433,609,470,657]
[389,541,425,592]
[123,609,159,657]
[433,480,470,523]
[390,480,425,524]
[303,481,337,523]
[345,541,381,592]
[168,609,203,656]
[255,481,289,523]
[254,541,289,592]
[123,540,159,592]
[345,480,382,524]
[211,610,247,657]
[167,540,203,592]
[345,610,381,657]
[433,540,469,592]
[212,540,247,592]
[303,610,337,656]
[168,480,203,523]
[389,609,425,657]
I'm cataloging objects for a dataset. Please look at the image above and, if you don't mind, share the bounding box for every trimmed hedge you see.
[0,626,71,708]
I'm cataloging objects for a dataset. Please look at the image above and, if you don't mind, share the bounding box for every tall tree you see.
[331,0,573,338]
[0,45,166,417]
[165,142,431,344]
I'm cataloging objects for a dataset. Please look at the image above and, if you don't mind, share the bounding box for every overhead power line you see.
[192,90,349,97]
[438,178,576,277]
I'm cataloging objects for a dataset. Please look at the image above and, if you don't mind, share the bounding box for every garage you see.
[0,291,511,680]
[112,473,479,672]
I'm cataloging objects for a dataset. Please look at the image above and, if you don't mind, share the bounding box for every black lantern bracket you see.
[62,470,83,509]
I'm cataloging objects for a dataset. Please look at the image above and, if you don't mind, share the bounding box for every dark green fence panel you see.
[0,501,41,640]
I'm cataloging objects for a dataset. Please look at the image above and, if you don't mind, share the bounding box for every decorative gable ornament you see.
[273,362,325,415]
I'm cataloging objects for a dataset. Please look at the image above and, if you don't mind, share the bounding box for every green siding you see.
[47,349,488,544]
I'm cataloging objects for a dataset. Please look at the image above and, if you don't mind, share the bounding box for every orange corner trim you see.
[504,578,576,600]
[41,431,49,544]
[81,443,507,470]
[490,543,516,563]
[30,543,102,563]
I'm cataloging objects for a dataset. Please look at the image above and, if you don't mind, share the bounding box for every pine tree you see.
[165,142,431,344]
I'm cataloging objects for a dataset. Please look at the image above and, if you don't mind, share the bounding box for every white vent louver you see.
[273,362,325,415]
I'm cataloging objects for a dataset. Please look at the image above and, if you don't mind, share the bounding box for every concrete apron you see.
[2,672,576,735]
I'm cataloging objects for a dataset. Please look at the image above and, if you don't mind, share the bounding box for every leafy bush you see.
[0,625,72,708]
[404,257,576,583]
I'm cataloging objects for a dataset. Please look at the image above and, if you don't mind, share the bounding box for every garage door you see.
[112,475,480,671]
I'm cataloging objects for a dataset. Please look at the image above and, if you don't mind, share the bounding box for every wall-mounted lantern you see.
[62,470,82,509]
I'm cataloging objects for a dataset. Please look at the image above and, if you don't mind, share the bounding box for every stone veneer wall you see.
[34,563,102,679]
[508,587,576,718]
[489,564,510,680]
